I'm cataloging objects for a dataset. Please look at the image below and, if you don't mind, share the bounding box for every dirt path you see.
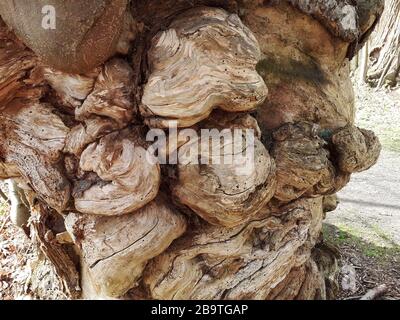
[326,82,400,247]
[326,149,400,247]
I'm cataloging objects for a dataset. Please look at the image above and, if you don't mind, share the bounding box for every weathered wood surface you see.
[271,122,355,202]
[30,203,80,298]
[0,100,71,212]
[0,19,42,106]
[0,0,384,300]
[141,7,267,128]
[144,198,324,299]
[65,196,186,298]
[75,58,135,127]
[74,129,160,216]
[41,67,99,111]
[173,113,276,227]
[245,3,356,132]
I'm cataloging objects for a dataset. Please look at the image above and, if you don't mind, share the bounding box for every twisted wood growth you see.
[144,198,324,300]
[271,122,350,202]
[0,0,383,300]
[74,128,160,216]
[65,196,186,298]
[75,58,135,127]
[141,7,268,128]
[0,101,71,212]
[331,125,381,173]
[172,113,276,227]
[41,67,99,111]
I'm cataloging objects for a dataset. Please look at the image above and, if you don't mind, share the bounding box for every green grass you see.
[323,223,400,262]
[0,199,8,216]
[370,223,398,246]
[378,131,400,153]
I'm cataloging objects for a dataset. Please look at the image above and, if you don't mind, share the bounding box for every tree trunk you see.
[368,0,400,87]
[359,41,369,83]
[0,0,383,300]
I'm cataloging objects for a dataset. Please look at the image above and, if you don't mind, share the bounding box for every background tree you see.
[368,0,400,87]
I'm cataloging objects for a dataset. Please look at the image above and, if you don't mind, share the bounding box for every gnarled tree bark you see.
[0,0,383,300]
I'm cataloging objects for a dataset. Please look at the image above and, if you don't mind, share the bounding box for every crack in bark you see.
[89,217,159,269]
